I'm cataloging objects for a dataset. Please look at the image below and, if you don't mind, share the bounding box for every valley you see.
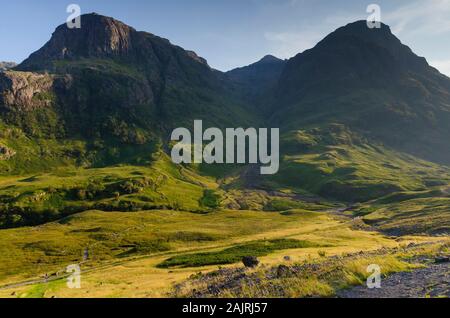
[0,13,449,298]
[0,153,447,298]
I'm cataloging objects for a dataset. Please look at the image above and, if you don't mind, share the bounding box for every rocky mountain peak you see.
[18,13,137,71]
[258,55,283,64]
[311,20,430,73]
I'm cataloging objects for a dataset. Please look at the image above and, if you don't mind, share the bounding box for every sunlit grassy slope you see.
[355,196,450,235]
[267,125,450,202]
[2,206,445,298]
[0,123,448,298]
[0,154,216,228]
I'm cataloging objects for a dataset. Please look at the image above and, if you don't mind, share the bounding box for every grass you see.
[0,205,422,298]
[268,125,450,203]
[54,59,145,81]
[0,121,448,298]
[356,196,450,235]
[199,189,221,209]
[1,30,448,299]
[157,239,327,268]
[172,242,448,298]
[0,154,210,228]
[0,209,335,284]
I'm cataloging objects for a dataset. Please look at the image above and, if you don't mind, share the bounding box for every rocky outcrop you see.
[0,62,17,71]
[0,144,16,160]
[186,51,209,67]
[242,256,259,268]
[19,13,135,70]
[18,13,210,73]
[0,71,57,111]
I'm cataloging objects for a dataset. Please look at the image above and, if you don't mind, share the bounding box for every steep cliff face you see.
[17,13,213,84]
[18,14,137,70]
[0,71,71,140]
[0,71,58,111]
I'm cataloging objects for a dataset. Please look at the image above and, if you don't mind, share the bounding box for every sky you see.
[1,0,450,75]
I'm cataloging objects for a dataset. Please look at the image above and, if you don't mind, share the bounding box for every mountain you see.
[270,21,450,165]
[227,55,285,90]
[0,13,449,297]
[0,62,16,71]
[0,15,449,207]
[227,55,286,113]
[0,14,258,170]
[12,13,256,132]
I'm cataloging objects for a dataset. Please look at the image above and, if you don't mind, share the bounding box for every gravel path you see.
[338,261,449,298]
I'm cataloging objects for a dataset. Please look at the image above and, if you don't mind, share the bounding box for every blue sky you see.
[1,0,450,75]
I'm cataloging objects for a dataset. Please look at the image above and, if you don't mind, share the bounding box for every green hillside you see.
[0,14,448,298]
[267,124,450,202]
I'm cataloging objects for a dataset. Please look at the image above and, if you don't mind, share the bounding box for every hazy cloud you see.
[385,0,450,36]
[264,30,322,58]
[430,59,450,77]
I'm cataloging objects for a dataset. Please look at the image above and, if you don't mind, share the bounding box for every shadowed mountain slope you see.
[270,21,450,164]
[227,55,286,111]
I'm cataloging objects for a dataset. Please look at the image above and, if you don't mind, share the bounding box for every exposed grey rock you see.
[0,145,16,160]
[0,62,17,71]
[0,71,56,111]
[276,265,291,278]
[242,256,259,268]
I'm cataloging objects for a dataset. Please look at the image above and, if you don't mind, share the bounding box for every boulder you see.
[242,256,259,268]
[434,256,449,264]
[0,145,16,160]
[276,265,291,278]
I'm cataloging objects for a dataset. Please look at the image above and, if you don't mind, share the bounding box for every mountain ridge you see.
[0,14,449,204]
[5,14,257,140]
[18,13,210,71]
[270,20,450,165]
[227,54,286,112]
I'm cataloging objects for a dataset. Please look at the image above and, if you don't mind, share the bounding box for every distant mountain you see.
[227,55,286,112]
[0,62,16,71]
[227,55,285,85]
[270,21,450,164]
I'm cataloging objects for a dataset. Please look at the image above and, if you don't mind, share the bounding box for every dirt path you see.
[338,261,449,298]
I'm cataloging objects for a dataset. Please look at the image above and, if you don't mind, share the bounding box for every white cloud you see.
[384,0,450,36]
[430,59,450,77]
[261,1,450,67]
[264,30,322,58]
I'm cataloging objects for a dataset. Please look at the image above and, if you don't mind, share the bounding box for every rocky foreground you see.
[171,242,449,298]
[338,256,449,298]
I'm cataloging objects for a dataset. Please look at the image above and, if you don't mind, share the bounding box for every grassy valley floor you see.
[0,206,447,298]
[0,148,448,298]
